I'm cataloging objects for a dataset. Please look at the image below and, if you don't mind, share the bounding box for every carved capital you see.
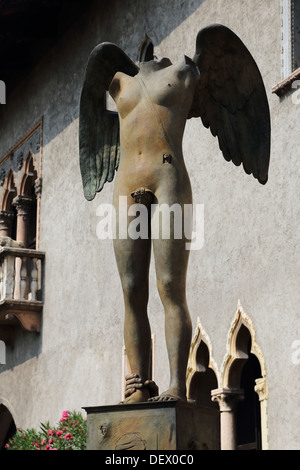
[0,211,15,238]
[13,195,34,218]
[211,388,244,412]
[0,210,14,227]
[254,377,268,402]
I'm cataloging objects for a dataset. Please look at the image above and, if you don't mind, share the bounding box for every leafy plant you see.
[5,410,86,450]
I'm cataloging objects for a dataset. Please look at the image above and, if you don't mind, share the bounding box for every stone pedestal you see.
[83,401,220,451]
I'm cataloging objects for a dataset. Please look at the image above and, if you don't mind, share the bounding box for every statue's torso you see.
[110,58,198,197]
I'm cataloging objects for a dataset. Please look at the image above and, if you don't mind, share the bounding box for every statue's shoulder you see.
[110,71,137,94]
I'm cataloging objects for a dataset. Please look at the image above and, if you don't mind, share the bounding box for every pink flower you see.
[56,430,63,437]
[41,439,46,445]
[48,438,54,444]
[45,445,50,450]
[47,429,54,436]
[60,410,69,422]
[64,433,73,440]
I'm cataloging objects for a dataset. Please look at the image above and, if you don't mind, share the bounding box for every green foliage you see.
[5,410,86,450]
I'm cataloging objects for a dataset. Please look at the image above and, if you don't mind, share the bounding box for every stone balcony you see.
[0,245,45,344]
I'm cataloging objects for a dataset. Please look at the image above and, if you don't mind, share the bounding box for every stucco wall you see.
[0,0,299,450]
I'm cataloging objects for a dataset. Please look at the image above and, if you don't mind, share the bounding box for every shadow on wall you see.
[0,328,42,369]
[0,0,206,154]
[0,404,16,450]
[41,0,207,149]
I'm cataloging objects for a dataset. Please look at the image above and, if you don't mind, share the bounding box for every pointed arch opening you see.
[0,404,16,450]
[16,152,38,249]
[227,325,262,449]
[1,170,16,212]
[0,170,17,240]
[236,350,262,450]
[187,320,219,410]
[217,304,268,450]
[19,152,38,196]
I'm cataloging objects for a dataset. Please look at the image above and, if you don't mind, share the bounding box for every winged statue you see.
[79,24,271,404]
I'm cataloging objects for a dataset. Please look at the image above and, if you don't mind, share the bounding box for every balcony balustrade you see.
[0,246,45,338]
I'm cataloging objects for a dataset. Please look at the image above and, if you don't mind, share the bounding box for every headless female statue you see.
[110,56,199,402]
[79,25,271,404]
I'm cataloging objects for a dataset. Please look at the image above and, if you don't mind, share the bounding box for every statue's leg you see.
[151,191,192,401]
[113,195,152,403]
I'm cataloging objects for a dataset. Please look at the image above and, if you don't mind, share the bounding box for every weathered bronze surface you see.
[79,24,271,404]
[84,401,220,450]
[131,187,154,207]
[163,154,172,164]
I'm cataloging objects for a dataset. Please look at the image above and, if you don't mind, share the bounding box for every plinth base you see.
[83,401,220,450]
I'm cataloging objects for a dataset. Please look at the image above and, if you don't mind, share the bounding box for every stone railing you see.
[0,246,45,334]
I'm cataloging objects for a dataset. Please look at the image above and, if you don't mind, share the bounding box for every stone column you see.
[13,195,34,247]
[34,177,42,249]
[211,388,244,450]
[0,210,15,238]
[254,377,269,450]
[12,195,34,299]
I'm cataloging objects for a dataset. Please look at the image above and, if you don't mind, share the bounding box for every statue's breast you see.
[136,65,196,109]
[143,79,182,107]
[109,72,142,119]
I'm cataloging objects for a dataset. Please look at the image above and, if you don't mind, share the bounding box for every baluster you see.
[20,256,27,300]
[30,258,38,301]
[4,255,15,299]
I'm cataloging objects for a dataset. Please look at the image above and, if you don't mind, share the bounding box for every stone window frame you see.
[273,0,300,97]
[187,303,268,450]
[215,302,268,451]
[186,317,219,406]
[0,118,43,249]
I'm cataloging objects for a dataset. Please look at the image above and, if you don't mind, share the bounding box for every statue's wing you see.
[189,24,271,184]
[79,43,139,201]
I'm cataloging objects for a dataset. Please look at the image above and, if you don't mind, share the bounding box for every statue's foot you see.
[148,388,186,402]
[120,388,150,404]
